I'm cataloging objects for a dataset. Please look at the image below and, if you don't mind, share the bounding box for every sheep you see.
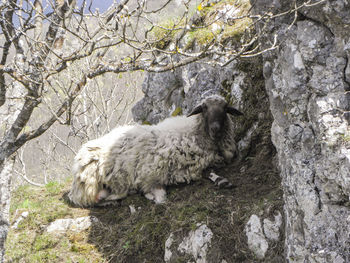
[68,95,243,207]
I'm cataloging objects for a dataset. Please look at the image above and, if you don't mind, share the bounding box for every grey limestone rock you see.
[178,224,213,263]
[132,62,235,124]
[132,57,271,161]
[164,224,213,263]
[245,214,269,259]
[254,0,350,261]
[46,216,98,234]
[263,211,282,242]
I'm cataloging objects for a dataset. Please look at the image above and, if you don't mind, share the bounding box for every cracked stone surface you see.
[177,224,213,263]
[46,216,98,234]
[245,214,269,259]
[132,61,239,124]
[254,0,350,261]
[263,211,282,242]
[164,224,213,263]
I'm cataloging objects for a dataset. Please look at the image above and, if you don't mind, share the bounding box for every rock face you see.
[177,224,213,263]
[254,0,350,261]
[245,212,283,259]
[164,224,213,263]
[245,214,269,259]
[132,61,239,124]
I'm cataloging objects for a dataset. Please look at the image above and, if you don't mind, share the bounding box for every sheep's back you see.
[106,117,220,192]
[72,125,135,175]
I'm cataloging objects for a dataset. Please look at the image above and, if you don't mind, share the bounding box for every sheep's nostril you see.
[210,123,221,135]
[211,127,219,134]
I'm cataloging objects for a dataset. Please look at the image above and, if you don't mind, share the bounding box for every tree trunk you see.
[0,156,15,263]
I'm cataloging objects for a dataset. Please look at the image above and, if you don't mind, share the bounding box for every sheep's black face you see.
[187,96,243,140]
[203,103,227,140]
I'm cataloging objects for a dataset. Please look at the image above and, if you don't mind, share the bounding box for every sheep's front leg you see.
[95,187,129,206]
[144,186,167,204]
[208,171,233,188]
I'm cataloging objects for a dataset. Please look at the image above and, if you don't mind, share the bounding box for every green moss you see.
[151,18,182,49]
[171,107,183,117]
[197,2,217,17]
[5,231,33,259]
[28,250,58,262]
[221,17,252,42]
[188,27,215,46]
[17,198,41,210]
[150,0,253,52]
[340,133,350,142]
[142,120,151,125]
[70,242,95,253]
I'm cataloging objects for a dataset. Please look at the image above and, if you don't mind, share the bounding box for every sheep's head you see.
[187,95,243,140]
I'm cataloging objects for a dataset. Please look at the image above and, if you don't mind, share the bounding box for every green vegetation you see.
[6,180,105,263]
[171,107,183,116]
[188,0,252,47]
[151,0,253,51]
[151,18,182,49]
[340,133,350,142]
[142,120,151,125]
[186,27,216,47]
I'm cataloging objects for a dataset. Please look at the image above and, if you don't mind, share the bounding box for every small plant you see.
[122,241,130,250]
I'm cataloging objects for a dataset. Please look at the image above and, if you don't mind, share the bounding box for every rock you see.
[310,250,346,263]
[237,122,258,157]
[11,211,29,229]
[244,214,268,259]
[131,66,183,124]
[164,224,213,263]
[132,58,259,125]
[263,211,282,241]
[253,0,350,261]
[178,224,213,263]
[164,233,175,262]
[46,216,98,234]
[129,205,136,214]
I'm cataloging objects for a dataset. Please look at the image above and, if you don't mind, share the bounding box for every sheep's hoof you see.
[209,172,233,189]
[145,187,167,204]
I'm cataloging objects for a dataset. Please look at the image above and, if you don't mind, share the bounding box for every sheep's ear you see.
[187,105,203,117]
[227,106,243,116]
